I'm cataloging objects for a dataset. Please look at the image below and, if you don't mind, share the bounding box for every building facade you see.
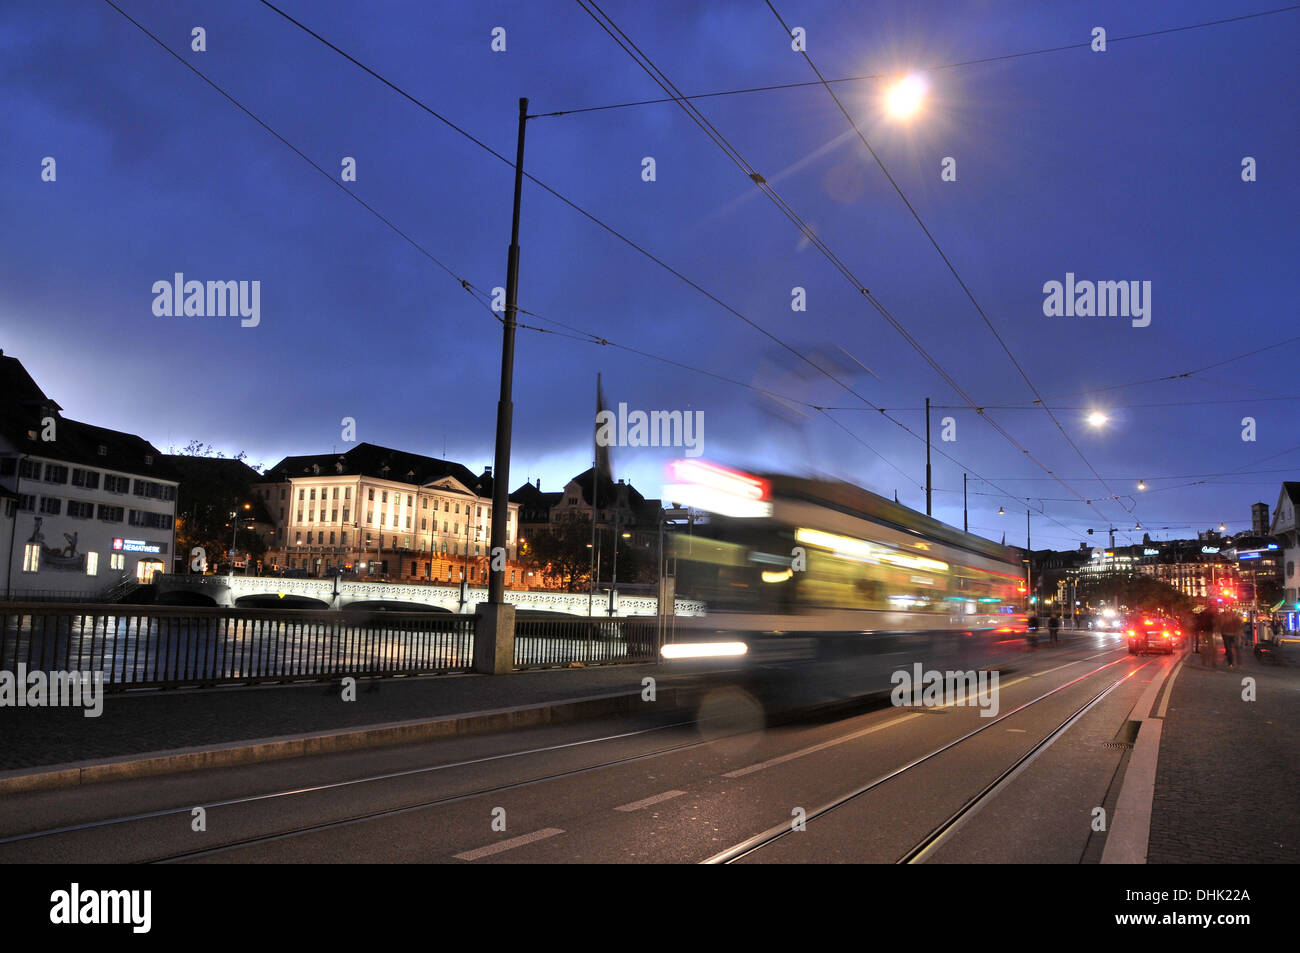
[254,443,526,587]
[0,351,178,599]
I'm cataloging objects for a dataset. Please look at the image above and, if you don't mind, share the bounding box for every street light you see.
[1137,479,1146,491]
[884,74,927,120]
[1087,411,1108,427]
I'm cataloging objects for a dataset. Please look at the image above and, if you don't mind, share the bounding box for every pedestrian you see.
[1197,609,1217,667]
[1027,611,1040,648]
[1219,611,1242,670]
[1192,608,1210,654]
[1048,613,1060,644]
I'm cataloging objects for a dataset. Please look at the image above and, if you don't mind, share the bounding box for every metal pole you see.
[962,472,967,533]
[924,397,932,517]
[488,96,528,605]
[609,487,619,616]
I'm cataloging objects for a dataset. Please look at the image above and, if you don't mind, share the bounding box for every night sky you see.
[3,0,1297,550]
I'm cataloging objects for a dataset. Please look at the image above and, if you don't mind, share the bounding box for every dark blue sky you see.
[3,0,1297,549]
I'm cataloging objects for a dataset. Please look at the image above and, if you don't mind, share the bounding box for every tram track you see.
[702,653,1162,864]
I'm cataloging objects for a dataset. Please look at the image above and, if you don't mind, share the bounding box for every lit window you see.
[86,552,98,576]
[22,544,39,573]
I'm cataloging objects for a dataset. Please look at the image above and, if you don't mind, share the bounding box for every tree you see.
[524,519,593,591]
[169,442,267,573]
[1078,575,1192,617]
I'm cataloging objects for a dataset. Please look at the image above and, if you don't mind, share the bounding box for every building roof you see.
[0,357,175,480]
[260,442,486,493]
[566,467,647,508]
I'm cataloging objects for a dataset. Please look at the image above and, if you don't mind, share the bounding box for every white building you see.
[255,444,520,582]
[0,351,177,599]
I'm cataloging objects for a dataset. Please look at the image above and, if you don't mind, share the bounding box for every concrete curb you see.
[0,686,685,795]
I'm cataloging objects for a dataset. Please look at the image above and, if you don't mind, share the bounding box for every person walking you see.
[1219,611,1242,670]
[1048,613,1061,644]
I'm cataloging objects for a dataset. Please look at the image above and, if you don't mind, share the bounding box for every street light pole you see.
[488,97,529,606]
[925,397,932,516]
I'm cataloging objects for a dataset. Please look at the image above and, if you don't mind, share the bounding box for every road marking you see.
[723,712,923,778]
[454,828,564,861]
[615,790,686,812]
[1155,656,1186,719]
[1006,728,1027,733]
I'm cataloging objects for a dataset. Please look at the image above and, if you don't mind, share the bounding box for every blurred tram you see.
[661,460,1029,711]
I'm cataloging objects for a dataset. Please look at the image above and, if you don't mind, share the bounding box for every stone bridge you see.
[153,573,706,617]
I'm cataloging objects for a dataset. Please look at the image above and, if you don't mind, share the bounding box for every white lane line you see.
[454,828,564,861]
[1155,656,1186,719]
[615,790,686,812]
[723,712,923,778]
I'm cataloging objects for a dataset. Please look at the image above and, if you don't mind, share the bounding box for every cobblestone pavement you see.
[1147,644,1299,863]
[0,663,667,771]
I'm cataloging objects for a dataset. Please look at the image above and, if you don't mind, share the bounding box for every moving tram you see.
[662,460,1028,709]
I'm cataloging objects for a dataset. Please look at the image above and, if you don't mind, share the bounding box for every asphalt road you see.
[0,631,1171,863]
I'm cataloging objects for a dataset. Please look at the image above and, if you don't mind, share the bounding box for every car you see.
[1125,614,1182,655]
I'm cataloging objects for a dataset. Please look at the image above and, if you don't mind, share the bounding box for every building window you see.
[380,513,386,527]
[97,504,124,522]
[105,474,130,494]
[86,552,99,576]
[345,488,351,500]
[381,491,388,504]
[444,501,449,512]
[341,532,348,546]
[308,509,315,522]
[68,500,93,519]
[368,488,375,501]
[280,488,286,500]
[97,445,107,456]
[329,531,335,544]
[297,509,304,522]
[299,488,305,501]
[23,544,40,572]
[307,532,314,544]
[342,508,350,522]
[39,497,61,515]
[71,468,99,489]
[421,518,427,531]
[19,459,41,479]
[422,499,428,510]
[17,493,35,511]
[310,488,316,501]
[407,495,413,507]
[110,553,125,571]
[406,516,411,529]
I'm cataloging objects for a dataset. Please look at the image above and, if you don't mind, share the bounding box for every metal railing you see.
[0,602,475,690]
[513,615,661,668]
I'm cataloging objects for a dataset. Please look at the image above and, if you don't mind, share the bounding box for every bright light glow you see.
[794,527,948,572]
[761,568,793,584]
[664,459,772,518]
[884,74,927,120]
[1087,411,1108,427]
[661,642,748,660]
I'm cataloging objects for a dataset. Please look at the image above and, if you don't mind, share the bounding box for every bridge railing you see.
[513,616,661,668]
[0,602,475,690]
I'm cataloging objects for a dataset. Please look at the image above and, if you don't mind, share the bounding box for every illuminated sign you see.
[113,538,162,554]
[1201,546,1220,554]
[1143,548,1158,556]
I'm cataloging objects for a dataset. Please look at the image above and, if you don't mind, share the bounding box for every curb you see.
[0,686,686,795]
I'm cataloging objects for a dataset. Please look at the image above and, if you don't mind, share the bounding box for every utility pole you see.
[962,472,968,533]
[488,97,528,606]
[924,397,932,517]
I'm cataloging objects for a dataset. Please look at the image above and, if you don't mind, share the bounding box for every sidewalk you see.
[1147,644,1300,863]
[0,663,689,785]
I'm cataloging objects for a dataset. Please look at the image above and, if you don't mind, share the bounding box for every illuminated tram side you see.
[662,462,1027,672]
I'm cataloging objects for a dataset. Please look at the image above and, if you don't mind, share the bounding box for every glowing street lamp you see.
[1137,479,1146,490]
[884,74,927,121]
[1087,411,1108,428]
